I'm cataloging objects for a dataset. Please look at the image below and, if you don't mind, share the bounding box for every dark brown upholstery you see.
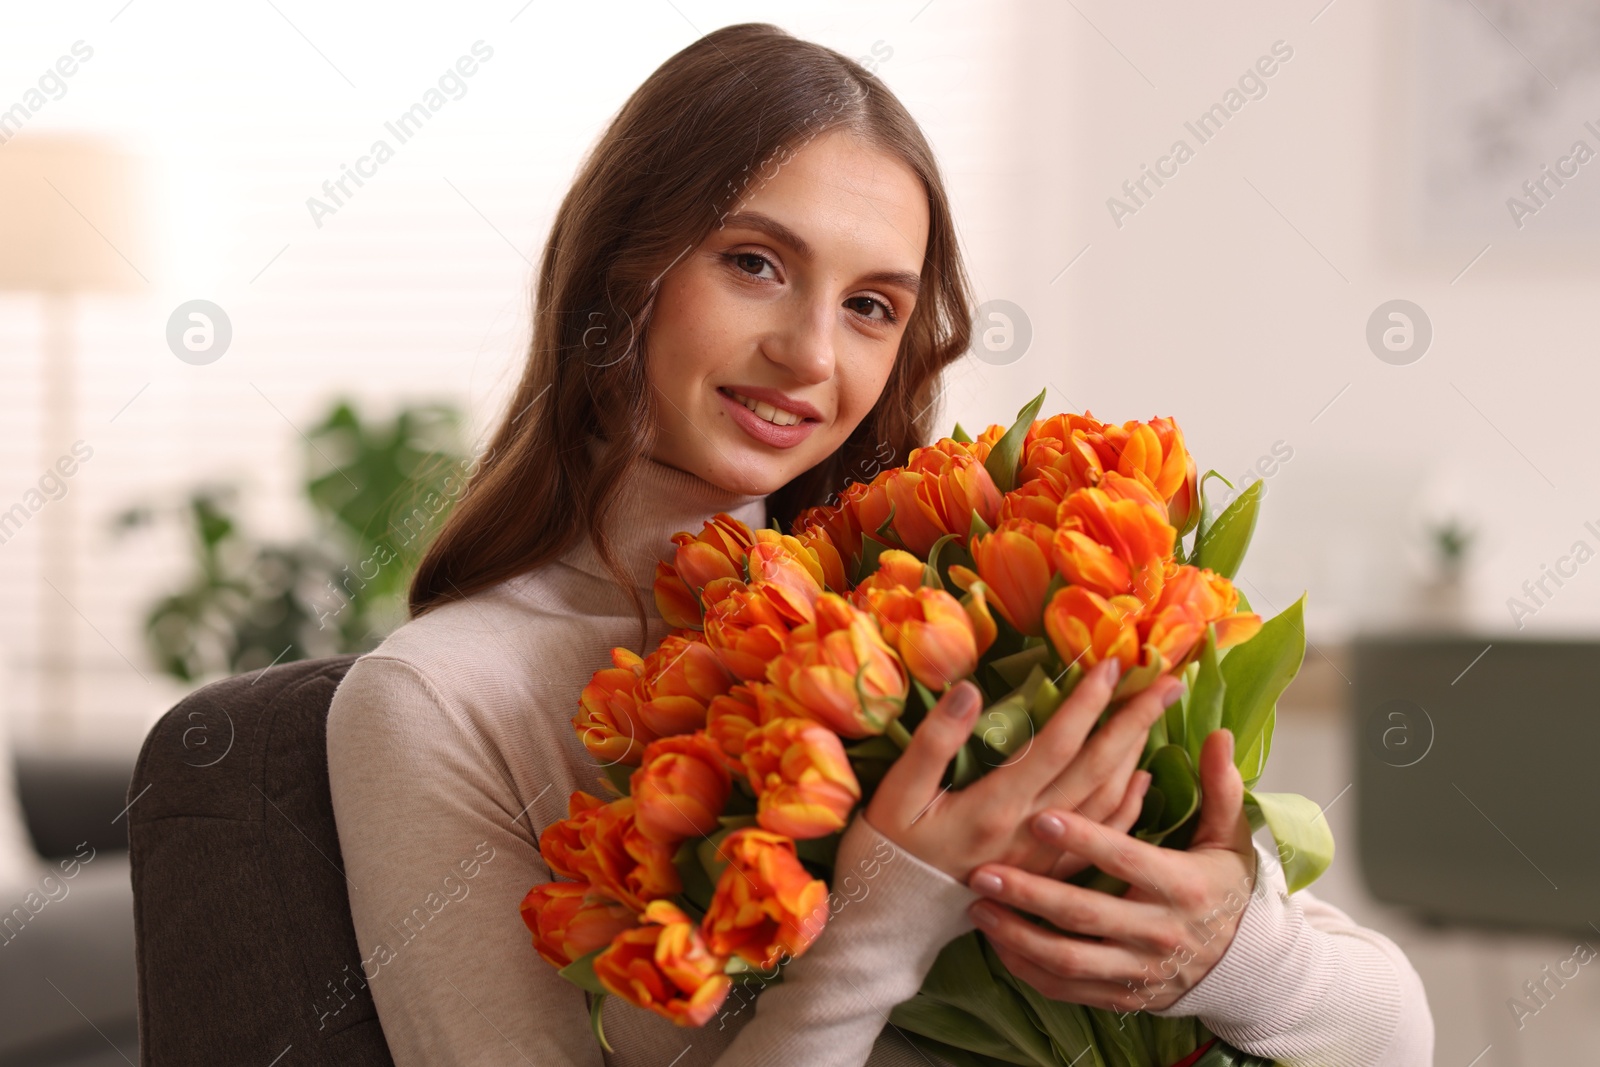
[127,655,395,1066]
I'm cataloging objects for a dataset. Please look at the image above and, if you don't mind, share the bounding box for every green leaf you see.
[986,643,1051,690]
[792,832,840,868]
[1193,469,1231,548]
[697,818,757,884]
[1184,627,1225,767]
[1219,593,1306,764]
[897,932,1060,1066]
[951,738,981,789]
[981,935,1103,1066]
[1245,789,1335,893]
[924,533,959,588]
[1111,645,1167,702]
[557,947,608,995]
[967,507,994,544]
[951,422,974,444]
[1139,745,1200,840]
[843,736,902,761]
[1238,707,1274,790]
[888,997,1040,1065]
[601,761,633,797]
[1193,478,1262,581]
[982,388,1047,494]
[855,532,894,585]
[672,837,717,910]
[974,693,1034,759]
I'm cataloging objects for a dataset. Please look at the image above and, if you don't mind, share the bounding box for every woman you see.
[325,21,1431,1067]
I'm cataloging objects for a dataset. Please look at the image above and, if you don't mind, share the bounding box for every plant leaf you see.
[1219,594,1306,764]
[1184,627,1225,767]
[557,947,608,996]
[1245,789,1335,893]
[982,388,1047,494]
[1138,745,1200,841]
[1193,478,1262,581]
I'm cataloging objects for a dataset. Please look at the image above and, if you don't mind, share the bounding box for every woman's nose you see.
[764,299,835,385]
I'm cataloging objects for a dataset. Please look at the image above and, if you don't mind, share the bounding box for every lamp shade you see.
[0,134,148,293]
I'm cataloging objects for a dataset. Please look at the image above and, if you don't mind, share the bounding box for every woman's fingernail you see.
[943,683,979,718]
[1103,659,1122,686]
[971,871,1003,896]
[1034,811,1066,839]
[1162,679,1186,706]
[969,903,998,928]
[1135,770,1152,799]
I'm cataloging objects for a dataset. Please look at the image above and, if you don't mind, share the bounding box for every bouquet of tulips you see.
[518,391,1331,1067]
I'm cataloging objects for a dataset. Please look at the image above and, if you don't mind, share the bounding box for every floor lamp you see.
[0,135,147,744]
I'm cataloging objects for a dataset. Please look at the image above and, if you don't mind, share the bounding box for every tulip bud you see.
[594,899,733,1027]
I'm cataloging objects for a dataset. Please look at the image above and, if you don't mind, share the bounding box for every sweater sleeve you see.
[325,654,604,1067]
[711,811,981,1067]
[1149,840,1433,1067]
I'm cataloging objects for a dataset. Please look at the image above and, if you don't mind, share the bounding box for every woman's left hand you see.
[965,728,1259,1013]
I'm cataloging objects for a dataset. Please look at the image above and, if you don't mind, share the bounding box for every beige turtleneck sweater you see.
[324,455,1431,1067]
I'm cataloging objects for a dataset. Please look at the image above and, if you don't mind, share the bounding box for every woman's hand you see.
[862,659,1184,885]
[964,728,1257,1013]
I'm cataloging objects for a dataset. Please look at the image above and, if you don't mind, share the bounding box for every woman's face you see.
[643,128,931,496]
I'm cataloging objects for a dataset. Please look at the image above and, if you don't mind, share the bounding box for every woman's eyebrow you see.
[719,209,922,298]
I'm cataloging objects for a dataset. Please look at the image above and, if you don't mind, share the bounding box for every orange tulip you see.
[675,514,759,588]
[1042,585,1143,675]
[538,791,610,881]
[951,517,1057,637]
[741,716,861,839]
[630,732,733,845]
[574,649,658,766]
[999,466,1072,527]
[795,480,871,570]
[1020,412,1109,489]
[653,514,760,630]
[779,524,849,593]
[850,548,926,604]
[654,561,703,630]
[765,593,908,738]
[704,683,770,775]
[853,449,1002,557]
[745,539,825,620]
[703,828,831,968]
[594,899,733,1028]
[972,423,1007,464]
[519,881,637,969]
[1094,418,1196,526]
[702,577,810,682]
[860,584,988,691]
[634,632,735,739]
[1051,473,1176,604]
[1141,565,1262,665]
[543,794,681,912]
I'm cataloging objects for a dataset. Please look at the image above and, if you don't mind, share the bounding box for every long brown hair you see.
[409,22,975,639]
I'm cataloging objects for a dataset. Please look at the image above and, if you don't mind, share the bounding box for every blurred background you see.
[3,0,1598,1063]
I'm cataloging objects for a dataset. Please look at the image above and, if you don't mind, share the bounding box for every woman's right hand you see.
[862,659,1184,884]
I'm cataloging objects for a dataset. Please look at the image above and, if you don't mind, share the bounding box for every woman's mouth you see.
[715,387,822,449]
[726,390,806,426]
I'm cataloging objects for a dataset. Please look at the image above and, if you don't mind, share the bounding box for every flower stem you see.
[885,719,914,751]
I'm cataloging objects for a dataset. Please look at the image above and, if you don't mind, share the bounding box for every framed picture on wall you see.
[1411,0,1600,248]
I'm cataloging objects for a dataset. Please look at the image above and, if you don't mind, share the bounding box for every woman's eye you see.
[846,295,898,324]
[727,252,777,280]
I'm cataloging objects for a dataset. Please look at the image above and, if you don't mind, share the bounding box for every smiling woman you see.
[325,22,995,1067]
